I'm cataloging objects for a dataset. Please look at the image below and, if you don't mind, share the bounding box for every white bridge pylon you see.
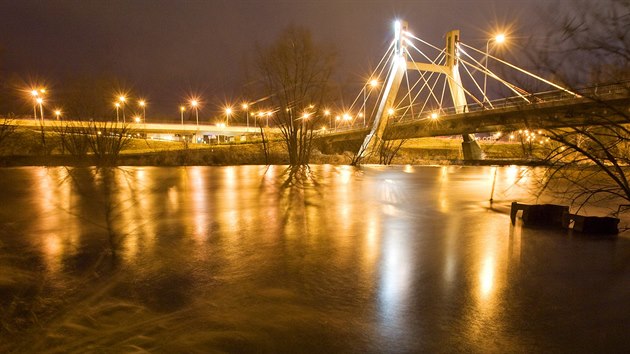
[354,20,578,162]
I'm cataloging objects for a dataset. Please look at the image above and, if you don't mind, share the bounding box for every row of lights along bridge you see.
[24,29,508,130]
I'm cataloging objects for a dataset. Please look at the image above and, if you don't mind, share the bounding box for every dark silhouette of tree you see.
[57,74,129,121]
[254,25,336,166]
[529,0,630,214]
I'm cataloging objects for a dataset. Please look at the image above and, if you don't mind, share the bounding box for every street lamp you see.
[483,33,506,104]
[324,109,331,129]
[242,103,249,128]
[31,90,39,119]
[31,88,46,120]
[265,111,272,127]
[190,99,199,126]
[54,109,62,120]
[180,106,185,125]
[366,79,379,126]
[119,95,127,123]
[138,100,146,123]
[115,102,121,123]
[36,97,44,121]
[225,107,233,126]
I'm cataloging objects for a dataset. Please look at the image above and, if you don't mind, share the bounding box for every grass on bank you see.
[0,127,538,166]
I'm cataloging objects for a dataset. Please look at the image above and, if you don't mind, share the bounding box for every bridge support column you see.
[461,134,482,160]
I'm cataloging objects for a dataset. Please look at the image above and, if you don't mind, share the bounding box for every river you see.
[0,165,628,353]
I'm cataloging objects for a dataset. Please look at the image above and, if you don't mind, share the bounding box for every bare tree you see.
[254,25,336,166]
[529,0,630,214]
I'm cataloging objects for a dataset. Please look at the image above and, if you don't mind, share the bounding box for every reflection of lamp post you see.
[180,106,185,125]
[484,34,505,104]
[190,99,199,126]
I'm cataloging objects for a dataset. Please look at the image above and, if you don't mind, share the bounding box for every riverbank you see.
[0,127,544,166]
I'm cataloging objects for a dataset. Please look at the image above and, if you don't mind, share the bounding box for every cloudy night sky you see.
[1,0,567,118]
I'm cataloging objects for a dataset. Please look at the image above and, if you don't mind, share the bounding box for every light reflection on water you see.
[0,165,628,353]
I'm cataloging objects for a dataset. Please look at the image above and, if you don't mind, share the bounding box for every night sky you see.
[1,0,561,119]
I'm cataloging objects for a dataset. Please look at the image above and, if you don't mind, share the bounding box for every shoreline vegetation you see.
[0,127,549,167]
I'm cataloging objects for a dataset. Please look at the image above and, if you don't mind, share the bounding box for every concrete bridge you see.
[8,119,279,143]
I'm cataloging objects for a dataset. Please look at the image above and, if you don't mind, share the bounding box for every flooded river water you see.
[0,165,628,353]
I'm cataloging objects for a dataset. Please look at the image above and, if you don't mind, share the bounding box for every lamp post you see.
[139,100,146,123]
[242,103,249,128]
[265,111,271,127]
[115,102,120,122]
[367,79,378,126]
[483,34,506,105]
[119,95,127,123]
[190,99,199,126]
[36,97,44,122]
[180,106,185,125]
[225,107,233,126]
[31,90,39,119]
[324,109,331,129]
[54,109,61,120]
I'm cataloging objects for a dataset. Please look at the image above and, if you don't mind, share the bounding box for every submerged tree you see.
[530,0,630,214]
[254,25,336,166]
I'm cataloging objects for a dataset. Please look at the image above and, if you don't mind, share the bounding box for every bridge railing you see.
[393,81,630,124]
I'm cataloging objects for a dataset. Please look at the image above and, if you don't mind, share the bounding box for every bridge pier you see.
[461,134,483,160]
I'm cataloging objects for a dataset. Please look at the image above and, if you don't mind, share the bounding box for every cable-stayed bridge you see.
[321,20,630,161]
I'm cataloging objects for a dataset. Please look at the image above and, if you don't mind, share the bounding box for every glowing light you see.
[241,103,249,110]
[180,106,185,112]
[36,97,43,104]
[139,100,146,107]
[225,107,233,115]
[342,113,351,121]
[54,109,61,117]
[302,112,311,119]
[495,33,506,44]
[115,102,121,108]
[190,99,198,107]
[387,108,395,116]
[31,90,39,97]
[369,79,379,87]
[430,112,439,120]
[324,109,331,116]
[119,95,126,103]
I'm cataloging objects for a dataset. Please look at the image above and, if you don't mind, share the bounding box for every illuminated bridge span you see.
[322,82,630,141]
[10,119,278,143]
[326,20,630,161]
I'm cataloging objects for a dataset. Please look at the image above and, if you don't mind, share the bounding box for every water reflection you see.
[0,165,627,353]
